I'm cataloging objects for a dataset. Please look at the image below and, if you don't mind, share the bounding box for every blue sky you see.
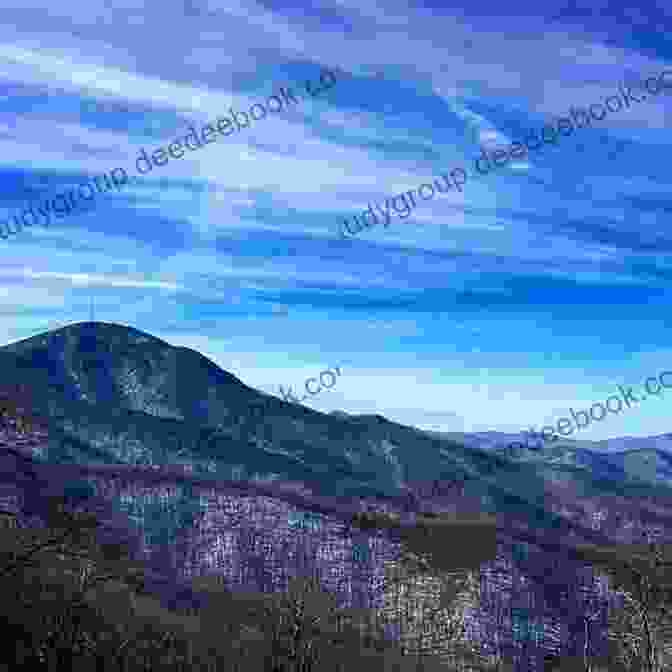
[0,0,671,440]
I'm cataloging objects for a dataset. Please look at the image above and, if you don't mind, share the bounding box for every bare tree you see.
[601,530,672,672]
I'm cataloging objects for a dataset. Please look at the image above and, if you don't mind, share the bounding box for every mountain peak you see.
[0,321,253,424]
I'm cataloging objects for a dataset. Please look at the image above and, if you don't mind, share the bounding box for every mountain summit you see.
[1,322,254,423]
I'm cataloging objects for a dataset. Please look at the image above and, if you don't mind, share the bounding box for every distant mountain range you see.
[435,428,672,457]
[2,321,672,551]
[431,429,672,487]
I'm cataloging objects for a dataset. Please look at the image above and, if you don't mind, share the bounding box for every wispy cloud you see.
[0,268,182,290]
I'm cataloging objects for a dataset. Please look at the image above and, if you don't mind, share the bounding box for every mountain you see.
[4,322,672,669]
[2,321,672,550]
